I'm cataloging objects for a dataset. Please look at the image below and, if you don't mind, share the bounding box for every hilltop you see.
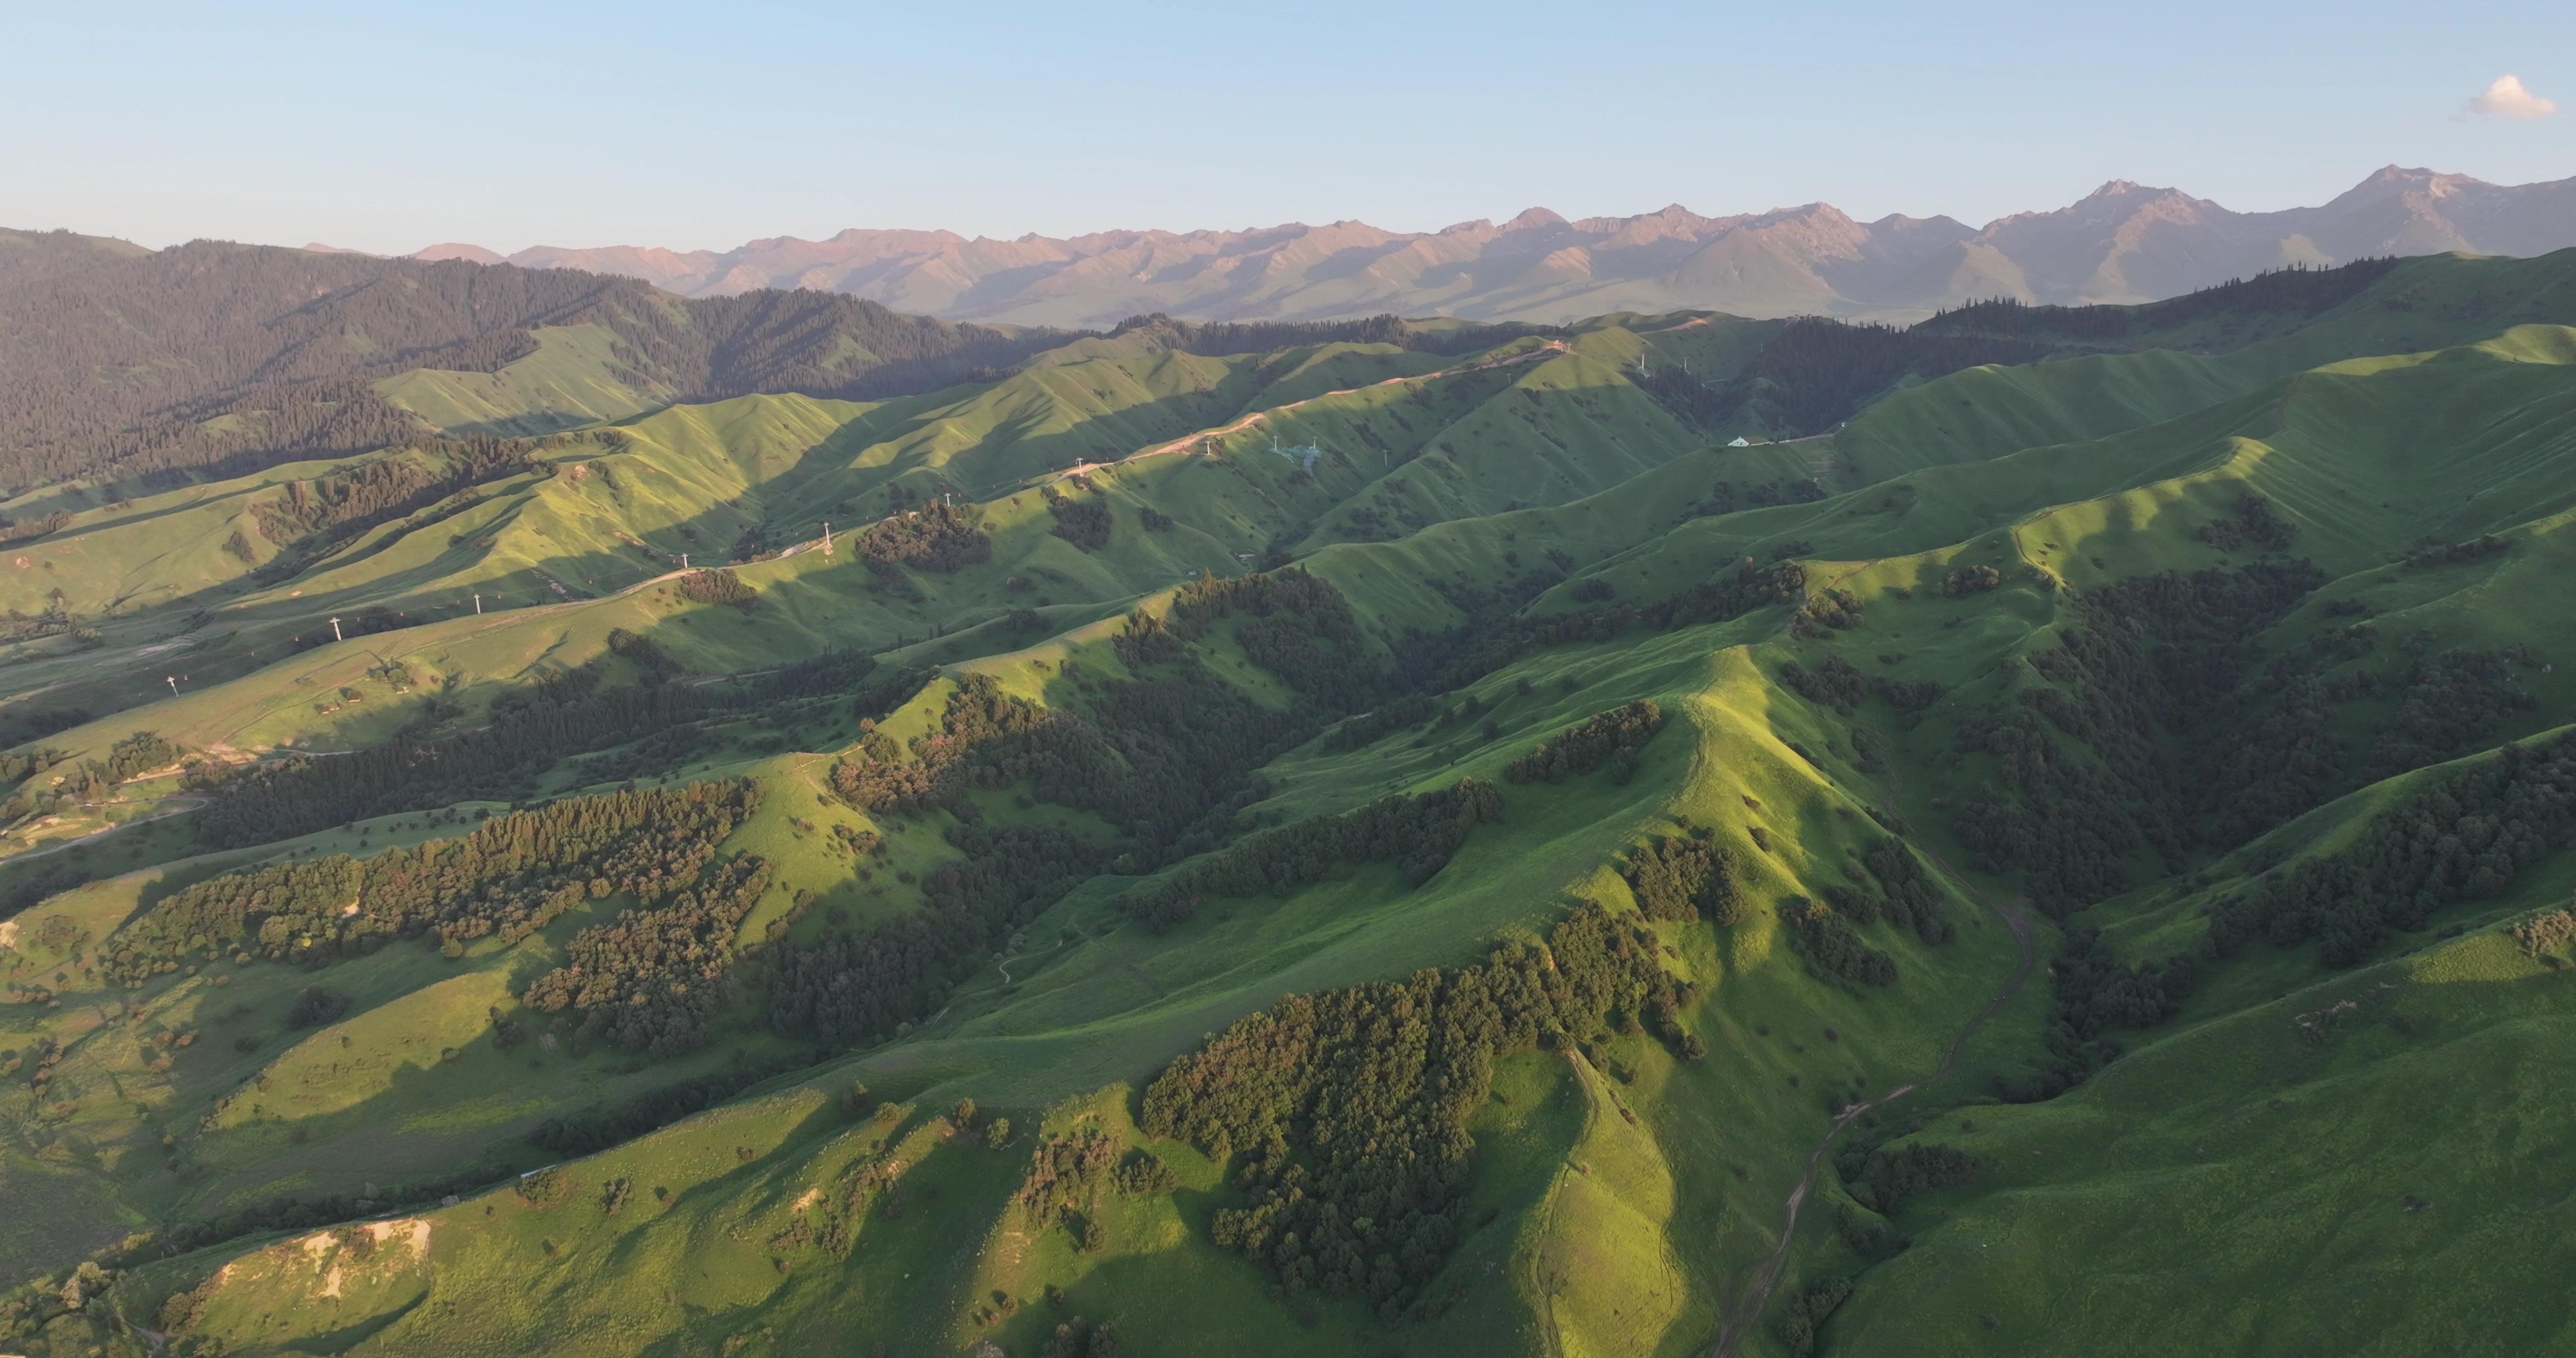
[0,249,2573,1357]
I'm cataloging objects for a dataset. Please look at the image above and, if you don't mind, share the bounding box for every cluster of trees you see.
[0,510,71,545]
[1503,701,1664,785]
[1836,1141,1980,1215]
[197,646,917,849]
[764,822,1101,1047]
[2511,904,2576,957]
[639,288,1069,403]
[1859,839,1949,944]
[0,598,84,647]
[249,438,559,577]
[674,567,757,609]
[0,243,576,486]
[764,1132,908,1259]
[2004,926,2198,1101]
[1622,833,1747,923]
[1,730,178,821]
[1940,561,2560,1098]
[1917,259,2402,345]
[1779,1276,1855,1356]
[523,855,775,1056]
[1013,1124,1121,1243]
[1778,655,1945,721]
[1942,565,2002,596]
[2207,732,2576,965]
[1687,477,1829,517]
[1814,839,1952,946]
[792,572,1416,1047]
[1163,567,1383,709]
[1950,562,2324,914]
[191,671,718,845]
[1694,317,2051,437]
[853,500,991,575]
[1139,900,1699,1321]
[2345,647,2539,781]
[1112,609,1185,668]
[2197,494,2298,553]
[1653,560,1812,633]
[1043,487,1113,551]
[600,627,681,684]
[1397,560,1806,699]
[1103,311,1559,360]
[1041,1317,1123,1358]
[1780,897,1899,986]
[0,238,1074,489]
[286,986,352,1028]
[1122,778,1505,930]
[529,1060,799,1155]
[1634,362,1730,428]
[2405,534,2509,569]
[108,781,760,982]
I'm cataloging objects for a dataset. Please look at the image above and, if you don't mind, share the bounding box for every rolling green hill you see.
[3,251,2575,1358]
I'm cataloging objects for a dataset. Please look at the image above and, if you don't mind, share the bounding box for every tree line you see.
[1139,899,1701,1323]
[105,780,760,983]
[1103,311,1560,360]
[0,239,1074,489]
[1503,701,1665,785]
[1120,778,1504,930]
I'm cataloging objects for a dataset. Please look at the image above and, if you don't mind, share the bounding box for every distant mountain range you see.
[391,166,2576,325]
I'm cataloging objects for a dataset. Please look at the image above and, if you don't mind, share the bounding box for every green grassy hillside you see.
[4,252,2576,1358]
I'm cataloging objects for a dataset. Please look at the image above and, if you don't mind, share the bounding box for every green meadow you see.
[2,251,2574,1355]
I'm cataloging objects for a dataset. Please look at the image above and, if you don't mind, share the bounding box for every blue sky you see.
[6,0,2569,253]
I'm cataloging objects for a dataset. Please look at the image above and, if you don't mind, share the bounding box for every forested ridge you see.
[1141,900,1701,1322]
[0,239,1067,489]
[107,780,759,977]
[8,240,2576,1358]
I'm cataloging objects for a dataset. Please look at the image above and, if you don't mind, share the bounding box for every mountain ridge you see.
[413,165,2576,325]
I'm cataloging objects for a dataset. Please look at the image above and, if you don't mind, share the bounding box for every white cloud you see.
[2466,74,2558,120]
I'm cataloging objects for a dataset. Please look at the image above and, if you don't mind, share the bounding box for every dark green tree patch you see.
[1942,565,2002,596]
[1504,702,1664,784]
[285,987,352,1029]
[1043,488,1113,551]
[673,567,757,609]
[1621,835,1747,924]
[1140,901,1697,1321]
[522,857,775,1057]
[2197,494,2297,553]
[2404,534,2507,569]
[854,501,991,574]
[1121,778,1504,930]
[2209,733,2576,966]
[1780,898,1898,986]
[109,781,761,983]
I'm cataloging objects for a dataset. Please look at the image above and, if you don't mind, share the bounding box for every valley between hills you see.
[1,230,2574,1357]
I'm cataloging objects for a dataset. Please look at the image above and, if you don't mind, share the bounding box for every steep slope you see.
[4,252,2576,1358]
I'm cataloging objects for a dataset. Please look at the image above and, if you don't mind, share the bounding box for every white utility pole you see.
[330,617,343,643]
[823,522,832,556]
[166,676,178,695]
[473,592,482,615]
[681,553,689,569]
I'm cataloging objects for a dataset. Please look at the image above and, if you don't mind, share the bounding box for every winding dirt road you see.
[1708,782,2037,1357]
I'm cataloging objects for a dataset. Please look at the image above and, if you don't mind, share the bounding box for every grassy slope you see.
[8,252,2576,1356]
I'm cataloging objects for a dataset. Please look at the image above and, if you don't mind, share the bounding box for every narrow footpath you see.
[1708,796,2037,1357]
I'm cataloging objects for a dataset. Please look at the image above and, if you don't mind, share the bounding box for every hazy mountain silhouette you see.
[425,166,2576,324]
